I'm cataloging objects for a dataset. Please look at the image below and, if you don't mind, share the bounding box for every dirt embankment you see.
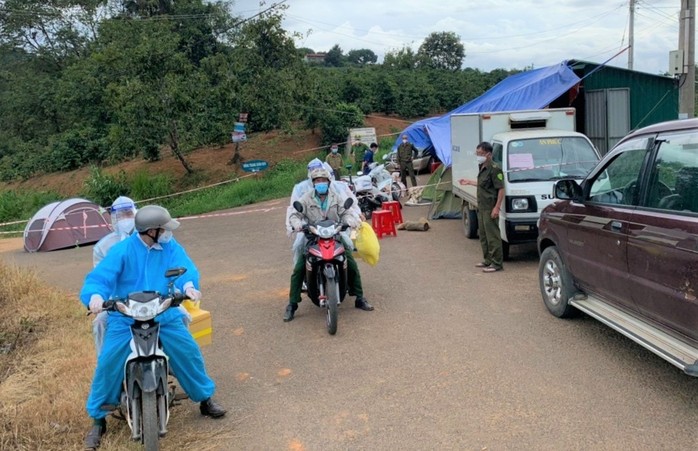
[3,115,411,198]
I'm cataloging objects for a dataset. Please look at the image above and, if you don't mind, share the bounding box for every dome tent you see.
[23,198,112,252]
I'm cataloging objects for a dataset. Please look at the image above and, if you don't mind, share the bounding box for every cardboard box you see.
[182,300,212,347]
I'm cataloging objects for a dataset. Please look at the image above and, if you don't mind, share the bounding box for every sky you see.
[233,0,685,75]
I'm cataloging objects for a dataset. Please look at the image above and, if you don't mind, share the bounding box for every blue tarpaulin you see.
[393,61,581,167]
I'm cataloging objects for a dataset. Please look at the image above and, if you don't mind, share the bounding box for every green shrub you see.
[81,166,130,206]
[129,169,173,203]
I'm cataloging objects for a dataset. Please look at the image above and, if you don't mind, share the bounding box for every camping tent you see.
[393,61,582,167]
[23,198,112,252]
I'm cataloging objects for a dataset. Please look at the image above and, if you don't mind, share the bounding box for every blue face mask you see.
[315,182,329,195]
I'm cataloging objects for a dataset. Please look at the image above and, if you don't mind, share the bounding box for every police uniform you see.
[325,152,343,178]
[476,160,504,270]
[397,141,418,187]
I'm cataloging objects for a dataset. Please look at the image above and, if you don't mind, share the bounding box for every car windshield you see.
[502,137,599,183]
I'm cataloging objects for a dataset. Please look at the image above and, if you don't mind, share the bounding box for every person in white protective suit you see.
[90,196,191,358]
[285,159,363,264]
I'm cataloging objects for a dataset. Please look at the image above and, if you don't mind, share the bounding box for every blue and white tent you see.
[393,61,581,167]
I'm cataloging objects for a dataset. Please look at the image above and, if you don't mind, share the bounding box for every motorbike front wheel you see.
[325,277,339,335]
[141,391,160,451]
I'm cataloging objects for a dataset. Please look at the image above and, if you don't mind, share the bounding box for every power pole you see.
[679,0,696,118]
[629,0,635,70]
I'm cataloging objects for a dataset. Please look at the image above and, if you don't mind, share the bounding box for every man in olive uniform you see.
[458,141,505,272]
[325,144,344,178]
[397,134,418,187]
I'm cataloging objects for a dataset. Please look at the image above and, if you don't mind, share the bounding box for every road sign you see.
[241,160,269,172]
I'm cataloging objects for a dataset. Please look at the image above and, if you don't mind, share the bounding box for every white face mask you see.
[476,156,487,165]
[158,230,173,244]
[116,218,135,236]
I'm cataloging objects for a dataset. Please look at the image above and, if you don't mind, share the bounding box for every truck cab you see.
[451,108,600,258]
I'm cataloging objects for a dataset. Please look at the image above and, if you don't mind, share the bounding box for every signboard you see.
[241,159,269,173]
[345,127,377,156]
[238,112,249,123]
[232,121,247,143]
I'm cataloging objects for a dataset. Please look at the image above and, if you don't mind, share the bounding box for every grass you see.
[0,262,232,450]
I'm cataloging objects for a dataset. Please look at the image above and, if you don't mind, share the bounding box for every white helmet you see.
[307,158,324,178]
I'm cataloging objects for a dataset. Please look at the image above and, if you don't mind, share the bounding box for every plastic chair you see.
[381,200,403,225]
[371,210,397,239]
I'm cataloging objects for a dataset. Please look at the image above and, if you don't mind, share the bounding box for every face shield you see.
[111,196,137,235]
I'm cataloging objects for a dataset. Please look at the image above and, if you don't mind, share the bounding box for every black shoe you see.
[200,398,227,418]
[84,423,106,450]
[283,303,298,322]
[355,296,374,311]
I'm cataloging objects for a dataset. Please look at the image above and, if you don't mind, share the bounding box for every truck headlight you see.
[511,198,529,211]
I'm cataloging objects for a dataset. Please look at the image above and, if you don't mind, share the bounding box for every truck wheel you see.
[502,241,510,261]
[462,206,478,239]
[538,246,579,318]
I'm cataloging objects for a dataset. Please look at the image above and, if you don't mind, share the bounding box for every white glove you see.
[89,294,105,314]
[185,286,202,301]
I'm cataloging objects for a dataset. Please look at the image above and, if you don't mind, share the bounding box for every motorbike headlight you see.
[511,198,529,211]
[127,298,161,321]
[317,226,335,239]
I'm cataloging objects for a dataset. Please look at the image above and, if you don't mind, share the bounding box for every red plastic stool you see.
[371,210,397,239]
[381,200,403,225]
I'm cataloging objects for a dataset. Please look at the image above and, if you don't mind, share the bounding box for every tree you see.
[383,46,417,70]
[319,102,363,146]
[324,44,344,67]
[417,31,465,71]
[346,48,377,66]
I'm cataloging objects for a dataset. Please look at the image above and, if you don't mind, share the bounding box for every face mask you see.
[158,230,173,244]
[116,218,135,236]
[476,156,487,165]
[331,148,338,154]
[314,182,329,195]
[402,139,407,143]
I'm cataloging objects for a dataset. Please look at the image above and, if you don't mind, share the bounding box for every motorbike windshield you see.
[500,137,599,183]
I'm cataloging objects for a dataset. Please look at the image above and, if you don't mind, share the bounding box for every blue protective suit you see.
[79,234,215,419]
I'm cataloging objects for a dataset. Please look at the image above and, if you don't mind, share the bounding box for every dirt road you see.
[4,193,698,450]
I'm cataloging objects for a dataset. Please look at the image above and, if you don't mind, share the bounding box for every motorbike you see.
[343,164,397,219]
[293,198,353,335]
[99,267,190,451]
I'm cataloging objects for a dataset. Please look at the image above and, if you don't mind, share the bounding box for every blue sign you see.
[241,160,269,172]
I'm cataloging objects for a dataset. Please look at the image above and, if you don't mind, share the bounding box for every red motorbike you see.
[293,198,353,335]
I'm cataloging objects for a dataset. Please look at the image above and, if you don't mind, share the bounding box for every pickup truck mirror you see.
[554,179,583,201]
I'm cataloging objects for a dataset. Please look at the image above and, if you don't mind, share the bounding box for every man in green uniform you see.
[325,144,344,178]
[397,134,418,187]
[458,141,505,272]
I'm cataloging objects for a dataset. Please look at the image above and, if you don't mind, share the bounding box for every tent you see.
[393,61,582,167]
[24,198,112,252]
[421,166,463,220]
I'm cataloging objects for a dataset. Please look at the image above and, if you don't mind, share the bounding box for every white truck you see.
[451,108,600,258]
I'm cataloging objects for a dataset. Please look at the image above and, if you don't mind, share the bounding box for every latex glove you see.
[89,294,105,314]
[185,286,202,301]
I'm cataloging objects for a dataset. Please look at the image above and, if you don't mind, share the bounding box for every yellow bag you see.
[354,222,380,266]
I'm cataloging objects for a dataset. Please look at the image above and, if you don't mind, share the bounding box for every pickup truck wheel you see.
[539,246,579,318]
[462,206,478,239]
[502,241,510,261]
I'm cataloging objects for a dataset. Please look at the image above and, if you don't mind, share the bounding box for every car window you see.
[646,130,698,213]
[492,142,503,166]
[588,138,649,205]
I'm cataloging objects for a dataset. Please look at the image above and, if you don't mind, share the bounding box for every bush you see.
[81,166,130,206]
[129,169,173,203]
[319,102,364,146]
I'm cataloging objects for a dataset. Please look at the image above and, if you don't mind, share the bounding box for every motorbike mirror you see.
[165,267,187,278]
[382,154,388,161]
[343,198,354,209]
[293,201,303,213]
[345,164,353,170]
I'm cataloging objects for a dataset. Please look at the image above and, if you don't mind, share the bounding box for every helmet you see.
[135,205,180,233]
[110,196,136,230]
[309,167,331,182]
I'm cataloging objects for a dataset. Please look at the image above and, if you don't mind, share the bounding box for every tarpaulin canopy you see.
[393,61,581,167]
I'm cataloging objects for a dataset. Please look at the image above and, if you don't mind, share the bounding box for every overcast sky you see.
[234,0,685,75]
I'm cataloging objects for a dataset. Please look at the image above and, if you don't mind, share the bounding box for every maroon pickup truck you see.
[537,118,698,376]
